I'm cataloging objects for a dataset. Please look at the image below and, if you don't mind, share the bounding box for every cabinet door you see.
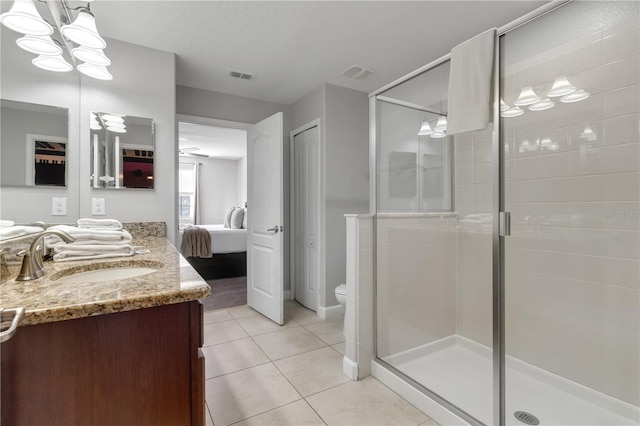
[2,303,195,425]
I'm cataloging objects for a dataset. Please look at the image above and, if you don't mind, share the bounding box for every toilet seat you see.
[335,283,347,296]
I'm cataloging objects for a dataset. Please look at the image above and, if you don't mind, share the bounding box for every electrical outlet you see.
[92,198,106,216]
[51,197,67,216]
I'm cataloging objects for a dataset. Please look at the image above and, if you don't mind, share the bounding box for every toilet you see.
[335,283,347,336]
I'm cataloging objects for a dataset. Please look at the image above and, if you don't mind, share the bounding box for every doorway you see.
[177,115,249,310]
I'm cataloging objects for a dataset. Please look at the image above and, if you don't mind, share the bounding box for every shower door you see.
[501,2,640,425]
[374,60,496,425]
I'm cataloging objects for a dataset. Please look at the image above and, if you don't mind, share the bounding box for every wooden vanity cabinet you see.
[1,300,205,426]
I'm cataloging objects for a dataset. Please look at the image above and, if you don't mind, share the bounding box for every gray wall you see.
[80,38,176,242]
[199,157,241,224]
[291,83,369,308]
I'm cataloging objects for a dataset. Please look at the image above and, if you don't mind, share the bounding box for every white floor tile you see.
[202,337,269,378]
[232,399,325,426]
[306,377,428,426]
[303,316,345,345]
[204,309,233,325]
[274,347,350,396]
[205,363,302,426]
[203,319,248,347]
[236,313,299,336]
[227,304,261,319]
[252,326,327,361]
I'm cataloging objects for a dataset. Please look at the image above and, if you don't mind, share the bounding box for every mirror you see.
[1,99,69,187]
[90,113,155,189]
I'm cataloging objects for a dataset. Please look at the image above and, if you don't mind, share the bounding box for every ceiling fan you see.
[178,147,209,158]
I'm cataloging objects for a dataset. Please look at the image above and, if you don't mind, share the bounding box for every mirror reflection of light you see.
[541,137,559,151]
[580,125,597,142]
[529,98,555,111]
[514,86,541,106]
[547,76,577,97]
[501,106,524,117]
[560,89,590,103]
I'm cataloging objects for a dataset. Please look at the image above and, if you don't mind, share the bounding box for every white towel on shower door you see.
[447,28,496,136]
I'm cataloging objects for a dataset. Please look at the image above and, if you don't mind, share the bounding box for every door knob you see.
[267,226,279,233]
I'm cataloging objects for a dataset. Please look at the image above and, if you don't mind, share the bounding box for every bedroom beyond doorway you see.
[177,117,249,309]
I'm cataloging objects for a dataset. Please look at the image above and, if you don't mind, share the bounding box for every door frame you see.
[289,119,325,311]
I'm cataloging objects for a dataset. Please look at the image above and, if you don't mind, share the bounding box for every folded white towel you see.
[52,244,134,262]
[0,220,16,228]
[77,218,123,229]
[0,225,44,240]
[47,225,132,243]
[447,28,496,136]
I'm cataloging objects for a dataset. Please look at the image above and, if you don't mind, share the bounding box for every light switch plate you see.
[92,198,106,216]
[52,197,67,216]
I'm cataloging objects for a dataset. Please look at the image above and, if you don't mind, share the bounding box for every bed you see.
[179,224,247,279]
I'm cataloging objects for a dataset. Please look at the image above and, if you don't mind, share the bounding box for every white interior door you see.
[247,112,284,325]
[293,126,319,311]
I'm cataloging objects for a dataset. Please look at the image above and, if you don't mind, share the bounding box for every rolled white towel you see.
[0,220,16,228]
[0,225,44,240]
[47,225,132,243]
[77,218,123,229]
[52,243,134,262]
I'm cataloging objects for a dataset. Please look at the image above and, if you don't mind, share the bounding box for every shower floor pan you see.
[383,335,639,425]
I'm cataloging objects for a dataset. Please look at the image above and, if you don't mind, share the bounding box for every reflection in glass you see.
[90,112,154,189]
[0,99,68,187]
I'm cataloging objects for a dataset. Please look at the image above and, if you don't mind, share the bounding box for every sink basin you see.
[53,264,160,283]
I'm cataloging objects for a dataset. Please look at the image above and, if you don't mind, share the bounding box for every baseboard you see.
[283,290,291,300]
[317,304,345,319]
[343,356,358,380]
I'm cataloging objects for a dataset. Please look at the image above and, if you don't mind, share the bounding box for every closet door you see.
[293,126,319,311]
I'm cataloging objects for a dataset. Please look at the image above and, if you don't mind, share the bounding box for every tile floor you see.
[203,300,439,426]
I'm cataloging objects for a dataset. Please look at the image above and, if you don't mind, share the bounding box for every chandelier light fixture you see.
[0,0,112,80]
[417,115,447,139]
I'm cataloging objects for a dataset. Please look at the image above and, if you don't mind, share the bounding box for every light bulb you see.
[32,55,73,72]
[0,0,52,36]
[528,98,555,111]
[71,46,111,66]
[560,90,590,103]
[514,86,541,106]
[547,76,576,97]
[61,10,106,49]
[434,116,447,132]
[430,131,447,139]
[501,106,524,118]
[418,120,433,136]
[78,63,113,80]
[16,34,62,55]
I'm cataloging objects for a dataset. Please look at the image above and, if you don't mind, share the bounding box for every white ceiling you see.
[91,1,547,105]
[179,122,247,159]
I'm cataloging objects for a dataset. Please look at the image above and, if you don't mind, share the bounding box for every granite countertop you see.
[0,236,210,326]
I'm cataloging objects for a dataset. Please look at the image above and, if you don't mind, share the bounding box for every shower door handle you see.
[499,212,511,237]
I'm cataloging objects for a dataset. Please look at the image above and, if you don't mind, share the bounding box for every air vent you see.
[342,65,373,80]
[229,70,256,80]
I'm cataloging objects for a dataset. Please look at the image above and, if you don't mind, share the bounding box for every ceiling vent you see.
[343,65,373,80]
[229,70,256,80]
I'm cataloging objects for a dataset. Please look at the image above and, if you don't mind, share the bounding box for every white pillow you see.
[223,207,236,228]
[230,208,244,229]
[242,208,247,229]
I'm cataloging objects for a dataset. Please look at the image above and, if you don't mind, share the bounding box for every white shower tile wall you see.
[500,19,639,405]
[454,125,494,348]
[376,213,457,358]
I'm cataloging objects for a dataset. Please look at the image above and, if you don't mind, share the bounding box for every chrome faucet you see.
[16,230,74,281]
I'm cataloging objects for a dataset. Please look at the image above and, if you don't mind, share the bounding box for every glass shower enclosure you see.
[371,2,639,425]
